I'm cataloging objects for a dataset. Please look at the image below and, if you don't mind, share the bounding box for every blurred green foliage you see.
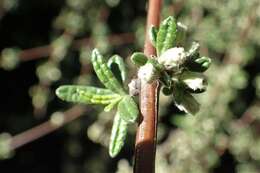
[0,0,259,172]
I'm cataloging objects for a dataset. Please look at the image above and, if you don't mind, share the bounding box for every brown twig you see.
[134,0,162,173]
[18,33,135,61]
[10,105,86,150]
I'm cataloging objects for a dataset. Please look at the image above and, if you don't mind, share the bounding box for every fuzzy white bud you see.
[137,63,157,83]
[158,47,186,71]
[180,71,207,92]
[128,78,141,96]
[183,77,206,91]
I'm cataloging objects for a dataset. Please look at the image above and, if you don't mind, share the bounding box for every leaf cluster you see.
[131,16,211,115]
[56,49,138,157]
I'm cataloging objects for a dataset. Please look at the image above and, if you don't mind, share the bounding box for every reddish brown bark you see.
[10,106,86,150]
[134,0,162,173]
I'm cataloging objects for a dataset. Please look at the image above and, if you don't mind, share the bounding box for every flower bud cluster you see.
[131,43,211,115]
[131,16,212,115]
[160,45,211,115]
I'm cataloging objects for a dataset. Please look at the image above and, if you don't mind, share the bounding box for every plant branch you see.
[9,105,86,150]
[134,0,162,173]
[18,33,135,61]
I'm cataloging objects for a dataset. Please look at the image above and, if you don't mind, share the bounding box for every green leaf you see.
[107,55,127,83]
[91,49,126,94]
[160,71,173,88]
[188,56,211,72]
[56,85,121,105]
[109,112,128,158]
[176,22,187,46]
[186,41,200,58]
[196,57,211,68]
[104,96,122,112]
[185,42,212,72]
[130,52,148,66]
[118,95,139,123]
[156,16,177,56]
[172,84,200,115]
[149,25,158,46]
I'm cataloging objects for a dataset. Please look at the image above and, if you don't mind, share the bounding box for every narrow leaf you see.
[56,85,120,105]
[187,56,212,72]
[156,16,177,56]
[130,52,148,66]
[186,41,200,58]
[107,55,127,82]
[149,25,158,46]
[185,42,211,72]
[104,96,122,112]
[176,22,187,46]
[91,49,125,94]
[172,84,200,115]
[118,95,139,123]
[109,112,128,158]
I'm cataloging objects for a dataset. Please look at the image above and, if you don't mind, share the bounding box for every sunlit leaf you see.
[56,85,120,105]
[109,112,128,158]
[118,95,139,123]
[185,41,200,59]
[176,22,187,46]
[187,56,212,72]
[104,96,122,112]
[156,16,177,56]
[107,55,127,83]
[130,52,148,66]
[91,49,126,94]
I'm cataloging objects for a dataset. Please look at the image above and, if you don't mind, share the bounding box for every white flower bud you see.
[183,77,206,91]
[180,71,207,92]
[137,63,157,83]
[128,78,141,96]
[158,47,186,71]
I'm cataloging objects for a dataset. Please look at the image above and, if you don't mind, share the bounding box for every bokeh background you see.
[0,0,259,173]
